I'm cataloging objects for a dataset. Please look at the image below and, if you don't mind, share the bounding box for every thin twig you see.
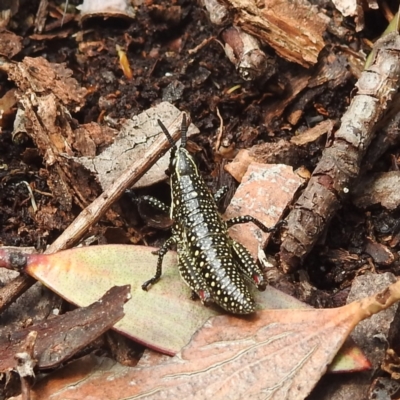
[214,106,224,153]
[17,181,38,213]
[0,275,36,312]
[188,36,224,54]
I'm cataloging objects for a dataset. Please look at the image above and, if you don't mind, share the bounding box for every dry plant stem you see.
[214,106,224,152]
[362,97,400,171]
[187,37,219,55]
[280,32,400,271]
[356,278,400,321]
[0,275,35,313]
[35,0,48,34]
[0,114,185,309]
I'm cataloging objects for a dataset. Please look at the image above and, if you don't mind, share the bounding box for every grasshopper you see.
[142,114,284,314]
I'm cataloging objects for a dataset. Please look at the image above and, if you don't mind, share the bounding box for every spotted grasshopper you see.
[142,114,284,314]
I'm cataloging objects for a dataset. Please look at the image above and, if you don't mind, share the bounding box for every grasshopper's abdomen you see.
[171,164,256,314]
[193,237,256,314]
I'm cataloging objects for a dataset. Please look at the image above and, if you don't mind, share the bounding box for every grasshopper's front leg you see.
[141,196,170,214]
[127,191,170,214]
[213,186,228,205]
[142,236,176,290]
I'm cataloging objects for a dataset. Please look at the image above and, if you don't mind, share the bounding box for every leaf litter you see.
[7,275,400,400]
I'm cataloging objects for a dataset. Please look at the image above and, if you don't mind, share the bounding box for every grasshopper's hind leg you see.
[227,216,286,289]
[142,237,176,290]
[178,251,212,305]
[231,239,267,290]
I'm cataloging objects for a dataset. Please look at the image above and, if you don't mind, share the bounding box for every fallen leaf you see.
[0,245,300,355]
[328,339,372,373]
[225,163,304,259]
[24,245,216,355]
[74,102,199,190]
[0,245,369,373]
[20,278,400,400]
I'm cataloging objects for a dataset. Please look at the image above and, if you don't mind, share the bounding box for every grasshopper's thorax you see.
[169,147,214,218]
[169,146,219,226]
[169,146,255,314]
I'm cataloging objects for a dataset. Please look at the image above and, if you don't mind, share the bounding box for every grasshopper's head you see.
[158,114,198,178]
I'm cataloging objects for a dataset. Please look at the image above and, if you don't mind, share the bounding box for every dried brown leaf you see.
[23,278,400,399]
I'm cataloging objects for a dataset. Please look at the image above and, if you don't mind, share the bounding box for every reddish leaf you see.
[21,279,400,400]
[20,245,218,355]
[22,244,308,354]
[0,245,369,374]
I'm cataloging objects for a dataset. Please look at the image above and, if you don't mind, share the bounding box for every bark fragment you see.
[0,285,129,371]
[222,0,327,67]
[280,32,400,271]
[74,102,199,190]
[221,25,274,81]
[78,0,136,21]
[0,29,22,58]
[0,57,87,211]
[353,171,400,210]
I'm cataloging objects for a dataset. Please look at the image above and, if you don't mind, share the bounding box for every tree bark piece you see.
[280,32,400,271]
[0,285,129,371]
[224,0,327,67]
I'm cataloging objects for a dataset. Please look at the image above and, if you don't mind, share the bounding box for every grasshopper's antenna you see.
[180,113,188,149]
[157,119,176,148]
